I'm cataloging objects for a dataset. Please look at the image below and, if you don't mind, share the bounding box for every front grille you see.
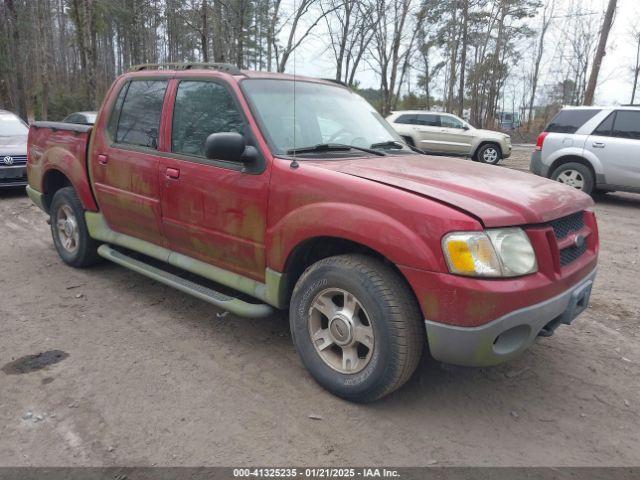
[549,211,587,267]
[550,211,584,239]
[0,154,27,166]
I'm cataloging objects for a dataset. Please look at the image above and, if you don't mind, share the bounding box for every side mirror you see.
[462,124,470,130]
[205,132,256,163]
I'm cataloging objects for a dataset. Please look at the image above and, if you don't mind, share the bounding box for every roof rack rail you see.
[621,104,640,107]
[129,62,242,75]
[321,78,349,88]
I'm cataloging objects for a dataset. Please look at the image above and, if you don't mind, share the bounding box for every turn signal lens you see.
[443,232,502,277]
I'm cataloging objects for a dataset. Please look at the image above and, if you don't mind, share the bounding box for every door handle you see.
[165,167,180,179]
[592,142,606,148]
[98,154,108,165]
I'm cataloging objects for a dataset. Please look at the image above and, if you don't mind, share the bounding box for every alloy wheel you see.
[556,169,585,190]
[56,204,80,253]
[308,288,375,374]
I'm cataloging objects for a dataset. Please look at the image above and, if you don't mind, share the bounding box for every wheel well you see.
[473,141,501,160]
[281,237,408,306]
[42,170,72,212]
[548,156,596,182]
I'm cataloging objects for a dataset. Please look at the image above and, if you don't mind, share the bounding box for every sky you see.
[280,0,638,107]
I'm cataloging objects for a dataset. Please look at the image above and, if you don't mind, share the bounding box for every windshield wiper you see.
[286,143,386,156]
[370,140,405,150]
[372,139,424,154]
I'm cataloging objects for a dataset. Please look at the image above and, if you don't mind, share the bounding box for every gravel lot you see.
[1,146,639,467]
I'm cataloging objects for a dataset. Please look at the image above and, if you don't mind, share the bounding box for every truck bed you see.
[27,121,98,212]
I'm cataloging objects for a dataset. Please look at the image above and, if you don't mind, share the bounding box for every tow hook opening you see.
[493,324,531,355]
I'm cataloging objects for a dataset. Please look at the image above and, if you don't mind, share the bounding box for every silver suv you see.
[530,106,640,195]
[387,110,512,164]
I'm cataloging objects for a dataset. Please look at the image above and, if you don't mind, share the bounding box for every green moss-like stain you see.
[86,212,284,307]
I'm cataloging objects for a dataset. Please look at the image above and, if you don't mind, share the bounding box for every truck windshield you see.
[0,114,28,136]
[241,79,412,156]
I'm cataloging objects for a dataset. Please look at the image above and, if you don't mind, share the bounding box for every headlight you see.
[442,228,537,277]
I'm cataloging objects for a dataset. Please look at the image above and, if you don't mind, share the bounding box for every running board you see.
[97,245,274,318]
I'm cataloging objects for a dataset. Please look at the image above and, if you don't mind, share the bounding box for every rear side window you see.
[545,109,601,134]
[415,114,440,126]
[394,114,416,124]
[171,81,244,157]
[612,111,640,140]
[592,112,615,136]
[115,80,168,149]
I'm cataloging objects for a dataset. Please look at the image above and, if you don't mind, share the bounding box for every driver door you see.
[438,115,473,155]
[158,79,270,281]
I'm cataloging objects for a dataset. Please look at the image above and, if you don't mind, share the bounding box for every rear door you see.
[158,78,270,281]
[584,110,640,189]
[90,79,169,246]
[411,114,442,152]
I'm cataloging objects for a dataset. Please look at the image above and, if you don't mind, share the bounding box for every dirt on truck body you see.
[26,63,598,402]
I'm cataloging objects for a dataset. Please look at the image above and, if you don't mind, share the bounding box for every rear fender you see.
[27,127,97,211]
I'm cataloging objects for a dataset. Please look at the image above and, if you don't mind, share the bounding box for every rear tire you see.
[551,162,594,195]
[289,254,424,402]
[476,143,502,164]
[50,187,101,268]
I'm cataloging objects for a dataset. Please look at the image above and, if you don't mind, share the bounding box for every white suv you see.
[387,110,512,164]
[530,106,640,195]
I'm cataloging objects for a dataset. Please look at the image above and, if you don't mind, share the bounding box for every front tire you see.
[289,254,424,402]
[476,143,503,164]
[551,162,594,195]
[50,187,101,267]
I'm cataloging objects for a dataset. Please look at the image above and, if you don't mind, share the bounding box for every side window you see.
[395,114,416,124]
[612,111,640,140]
[415,114,440,126]
[172,81,244,157]
[592,112,615,137]
[440,115,464,128]
[115,80,168,149]
[546,109,601,134]
[107,83,128,139]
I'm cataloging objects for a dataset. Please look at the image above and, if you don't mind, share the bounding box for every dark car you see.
[0,110,29,188]
[62,111,98,125]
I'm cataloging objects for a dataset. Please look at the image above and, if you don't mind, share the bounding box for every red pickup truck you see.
[26,64,598,402]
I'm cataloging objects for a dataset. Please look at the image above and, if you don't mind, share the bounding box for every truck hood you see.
[307,155,593,227]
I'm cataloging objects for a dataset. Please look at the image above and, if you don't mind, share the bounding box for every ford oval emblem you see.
[573,233,586,249]
[2,156,13,165]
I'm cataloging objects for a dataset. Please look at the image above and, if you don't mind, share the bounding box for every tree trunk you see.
[584,0,617,105]
[201,0,209,62]
[5,0,27,120]
[457,0,468,117]
[631,35,640,104]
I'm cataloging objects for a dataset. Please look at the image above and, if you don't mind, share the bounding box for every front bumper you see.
[0,165,27,187]
[424,268,596,367]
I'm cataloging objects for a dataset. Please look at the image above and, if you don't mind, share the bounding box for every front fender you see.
[266,202,440,273]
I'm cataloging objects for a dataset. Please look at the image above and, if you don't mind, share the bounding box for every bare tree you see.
[370,0,414,116]
[527,0,554,127]
[276,0,337,73]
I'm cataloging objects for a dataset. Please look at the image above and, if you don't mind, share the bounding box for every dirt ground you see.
[0,146,639,467]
